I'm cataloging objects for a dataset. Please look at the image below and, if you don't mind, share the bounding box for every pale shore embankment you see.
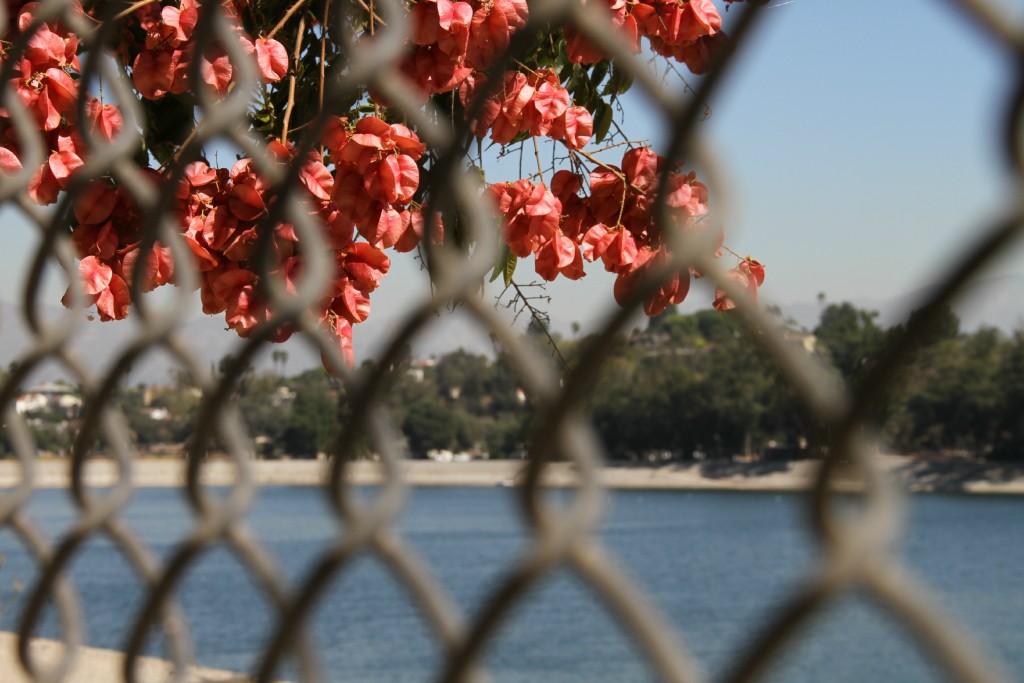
[1,455,1023,494]
[0,632,270,683]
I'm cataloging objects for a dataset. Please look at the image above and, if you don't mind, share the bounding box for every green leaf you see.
[554,46,570,74]
[503,251,518,287]
[603,63,631,97]
[594,101,613,143]
[614,67,634,96]
[559,60,575,82]
[577,75,594,106]
[589,61,609,91]
[489,245,517,286]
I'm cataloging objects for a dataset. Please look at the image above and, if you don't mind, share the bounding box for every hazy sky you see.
[526,0,1024,329]
[702,0,1022,306]
[3,0,1023,355]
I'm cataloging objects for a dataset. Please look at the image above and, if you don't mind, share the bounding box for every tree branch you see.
[280,16,306,141]
[267,0,310,41]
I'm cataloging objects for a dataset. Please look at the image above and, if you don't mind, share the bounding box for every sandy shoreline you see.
[0,632,270,683]
[0,455,1022,494]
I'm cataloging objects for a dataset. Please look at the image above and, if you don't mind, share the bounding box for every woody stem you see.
[114,0,159,22]
[319,0,329,113]
[267,0,310,41]
[280,16,306,141]
[570,147,647,195]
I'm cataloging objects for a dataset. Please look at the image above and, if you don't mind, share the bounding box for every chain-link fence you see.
[0,0,1022,681]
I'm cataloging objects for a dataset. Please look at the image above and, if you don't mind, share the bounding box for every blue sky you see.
[702,0,1021,305]
[3,0,1023,353]
[521,0,1024,329]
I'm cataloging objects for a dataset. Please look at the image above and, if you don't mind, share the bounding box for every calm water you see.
[0,487,1021,682]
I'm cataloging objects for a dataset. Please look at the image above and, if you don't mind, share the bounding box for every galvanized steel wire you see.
[0,1,1021,682]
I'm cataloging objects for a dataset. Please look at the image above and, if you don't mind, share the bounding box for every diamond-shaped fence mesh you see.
[0,0,1021,682]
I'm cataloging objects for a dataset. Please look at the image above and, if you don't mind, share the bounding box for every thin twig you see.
[664,58,711,119]
[589,138,647,155]
[505,280,567,370]
[319,0,329,112]
[570,147,646,195]
[352,0,387,26]
[267,0,310,41]
[166,123,201,168]
[532,137,545,183]
[114,0,159,21]
[164,82,238,169]
[280,16,306,141]
[721,244,755,263]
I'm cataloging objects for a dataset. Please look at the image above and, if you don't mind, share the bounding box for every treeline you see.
[5,302,1023,461]
[587,302,1024,461]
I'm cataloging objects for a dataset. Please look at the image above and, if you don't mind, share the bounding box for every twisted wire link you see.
[0,2,195,681]
[0,0,1021,683]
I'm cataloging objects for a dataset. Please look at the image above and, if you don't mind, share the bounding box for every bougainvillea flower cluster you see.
[564,0,750,73]
[486,146,757,316]
[130,0,288,98]
[0,0,764,366]
[459,70,594,149]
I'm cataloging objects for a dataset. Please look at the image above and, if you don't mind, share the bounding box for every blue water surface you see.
[0,486,1021,682]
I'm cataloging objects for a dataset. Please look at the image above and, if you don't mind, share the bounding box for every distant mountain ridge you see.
[0,299,497,385]
[777,274,1024,334]
[4,274,1024,385]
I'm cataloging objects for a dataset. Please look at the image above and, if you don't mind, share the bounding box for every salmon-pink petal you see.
[254,37,289,82]
[388,124,426,159]
[200,50,233,94]
[341,242,390,291]
[85,98,124,142]
[355,116,391,136]
[360,206,403,246]
[79,255,112,295]
[581,223,612,262]
[712,268,751,311]
[95,222,119,260]
[228,184,266,221]
[213,268,256,300]
[560,106,593,150]
[394,155,419,203]
[606,229,638,274]
[35,87,61,131]
[530,80,569,122]
[133,49,174,99]
[300,160,334,201]
[96,274,131,320]
[44,68,77,111]
[322,316,354,370]
[28,164,60,205]
[0,147,21,174]
[742,259,765,286]
[364,157,400,204]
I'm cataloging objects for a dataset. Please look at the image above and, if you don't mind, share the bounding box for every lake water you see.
[0,487,1021,682]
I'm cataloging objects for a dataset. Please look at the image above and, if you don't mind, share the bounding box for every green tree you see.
[814,302,885,388]
[884,331,998,453]
[403,400,461,455]
[991,332,1024,460]
[587,308,810,460]
[434,350,491,410]
[282,372,338,458]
